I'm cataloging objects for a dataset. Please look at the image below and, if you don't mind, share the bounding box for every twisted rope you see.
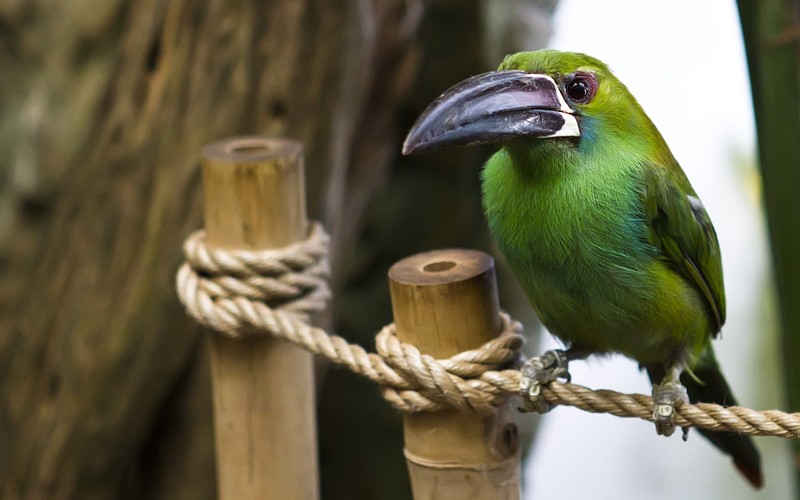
[178,223,331,336]
[176,223,800,438]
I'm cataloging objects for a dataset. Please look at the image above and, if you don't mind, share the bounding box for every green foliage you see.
[738,0,800,494]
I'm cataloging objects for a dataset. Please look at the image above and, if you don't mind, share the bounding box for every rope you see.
[175,222,800,438]
[178,223,331,336]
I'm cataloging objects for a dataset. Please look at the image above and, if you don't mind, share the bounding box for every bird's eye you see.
[565,73,597,104]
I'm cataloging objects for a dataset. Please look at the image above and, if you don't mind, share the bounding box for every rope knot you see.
[176,224,800,436]
[374,313,526,414]
[177,222,331,337]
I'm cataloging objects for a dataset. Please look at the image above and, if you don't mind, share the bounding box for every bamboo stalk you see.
[388,249,521,500]
[201,137,319,500]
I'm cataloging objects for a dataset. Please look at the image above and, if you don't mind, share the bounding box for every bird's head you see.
[403,50,648,155]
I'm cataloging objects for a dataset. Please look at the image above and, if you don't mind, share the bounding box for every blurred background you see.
[0,0,797,499]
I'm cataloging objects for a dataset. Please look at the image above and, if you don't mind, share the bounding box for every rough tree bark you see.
[0,1,419,498]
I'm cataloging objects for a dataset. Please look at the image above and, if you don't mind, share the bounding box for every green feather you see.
[643,164,726,333]
[485,50,719,364]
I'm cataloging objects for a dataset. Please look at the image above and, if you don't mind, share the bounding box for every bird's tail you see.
[644,353,763,489]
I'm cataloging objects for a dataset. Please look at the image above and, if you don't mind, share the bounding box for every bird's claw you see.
[652,380,689,437]
[518,350,570,413]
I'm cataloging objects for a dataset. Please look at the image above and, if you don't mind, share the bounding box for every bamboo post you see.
[201,137,319,500]
[388,249,521,500]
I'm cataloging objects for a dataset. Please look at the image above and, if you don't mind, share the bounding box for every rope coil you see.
[175,222,800,438]
[178,222,331,335]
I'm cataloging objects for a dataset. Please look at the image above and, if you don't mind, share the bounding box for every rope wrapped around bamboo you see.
[175,222,800,438]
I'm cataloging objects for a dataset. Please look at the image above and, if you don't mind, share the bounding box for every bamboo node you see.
[175,224,800,438]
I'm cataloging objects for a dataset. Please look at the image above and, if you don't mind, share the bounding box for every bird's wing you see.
[642,162,726,335]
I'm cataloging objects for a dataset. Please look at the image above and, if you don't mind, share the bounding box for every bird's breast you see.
[482,150,680,354]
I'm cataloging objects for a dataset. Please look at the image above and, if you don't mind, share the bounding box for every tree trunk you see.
[0,1,418,497]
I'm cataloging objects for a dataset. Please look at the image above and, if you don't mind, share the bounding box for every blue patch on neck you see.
[578,115,598,151]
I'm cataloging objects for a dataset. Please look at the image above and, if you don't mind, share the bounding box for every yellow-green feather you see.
[485,51,723,365]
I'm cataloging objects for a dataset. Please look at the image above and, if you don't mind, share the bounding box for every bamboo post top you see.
[203,136,302,163]
[389,249,501,357]
[202,136,307,249]
[388,248,494,286]
[388,248,520,499]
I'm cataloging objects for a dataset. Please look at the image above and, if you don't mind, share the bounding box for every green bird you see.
[403,50,762,488]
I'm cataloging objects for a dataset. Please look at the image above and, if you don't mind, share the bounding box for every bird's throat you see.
[501,138,583,185]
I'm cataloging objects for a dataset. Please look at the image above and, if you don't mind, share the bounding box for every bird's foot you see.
[518,349,570,413]
[651,379,689,437]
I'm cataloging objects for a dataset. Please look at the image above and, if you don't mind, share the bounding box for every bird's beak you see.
[403,70,580,155]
